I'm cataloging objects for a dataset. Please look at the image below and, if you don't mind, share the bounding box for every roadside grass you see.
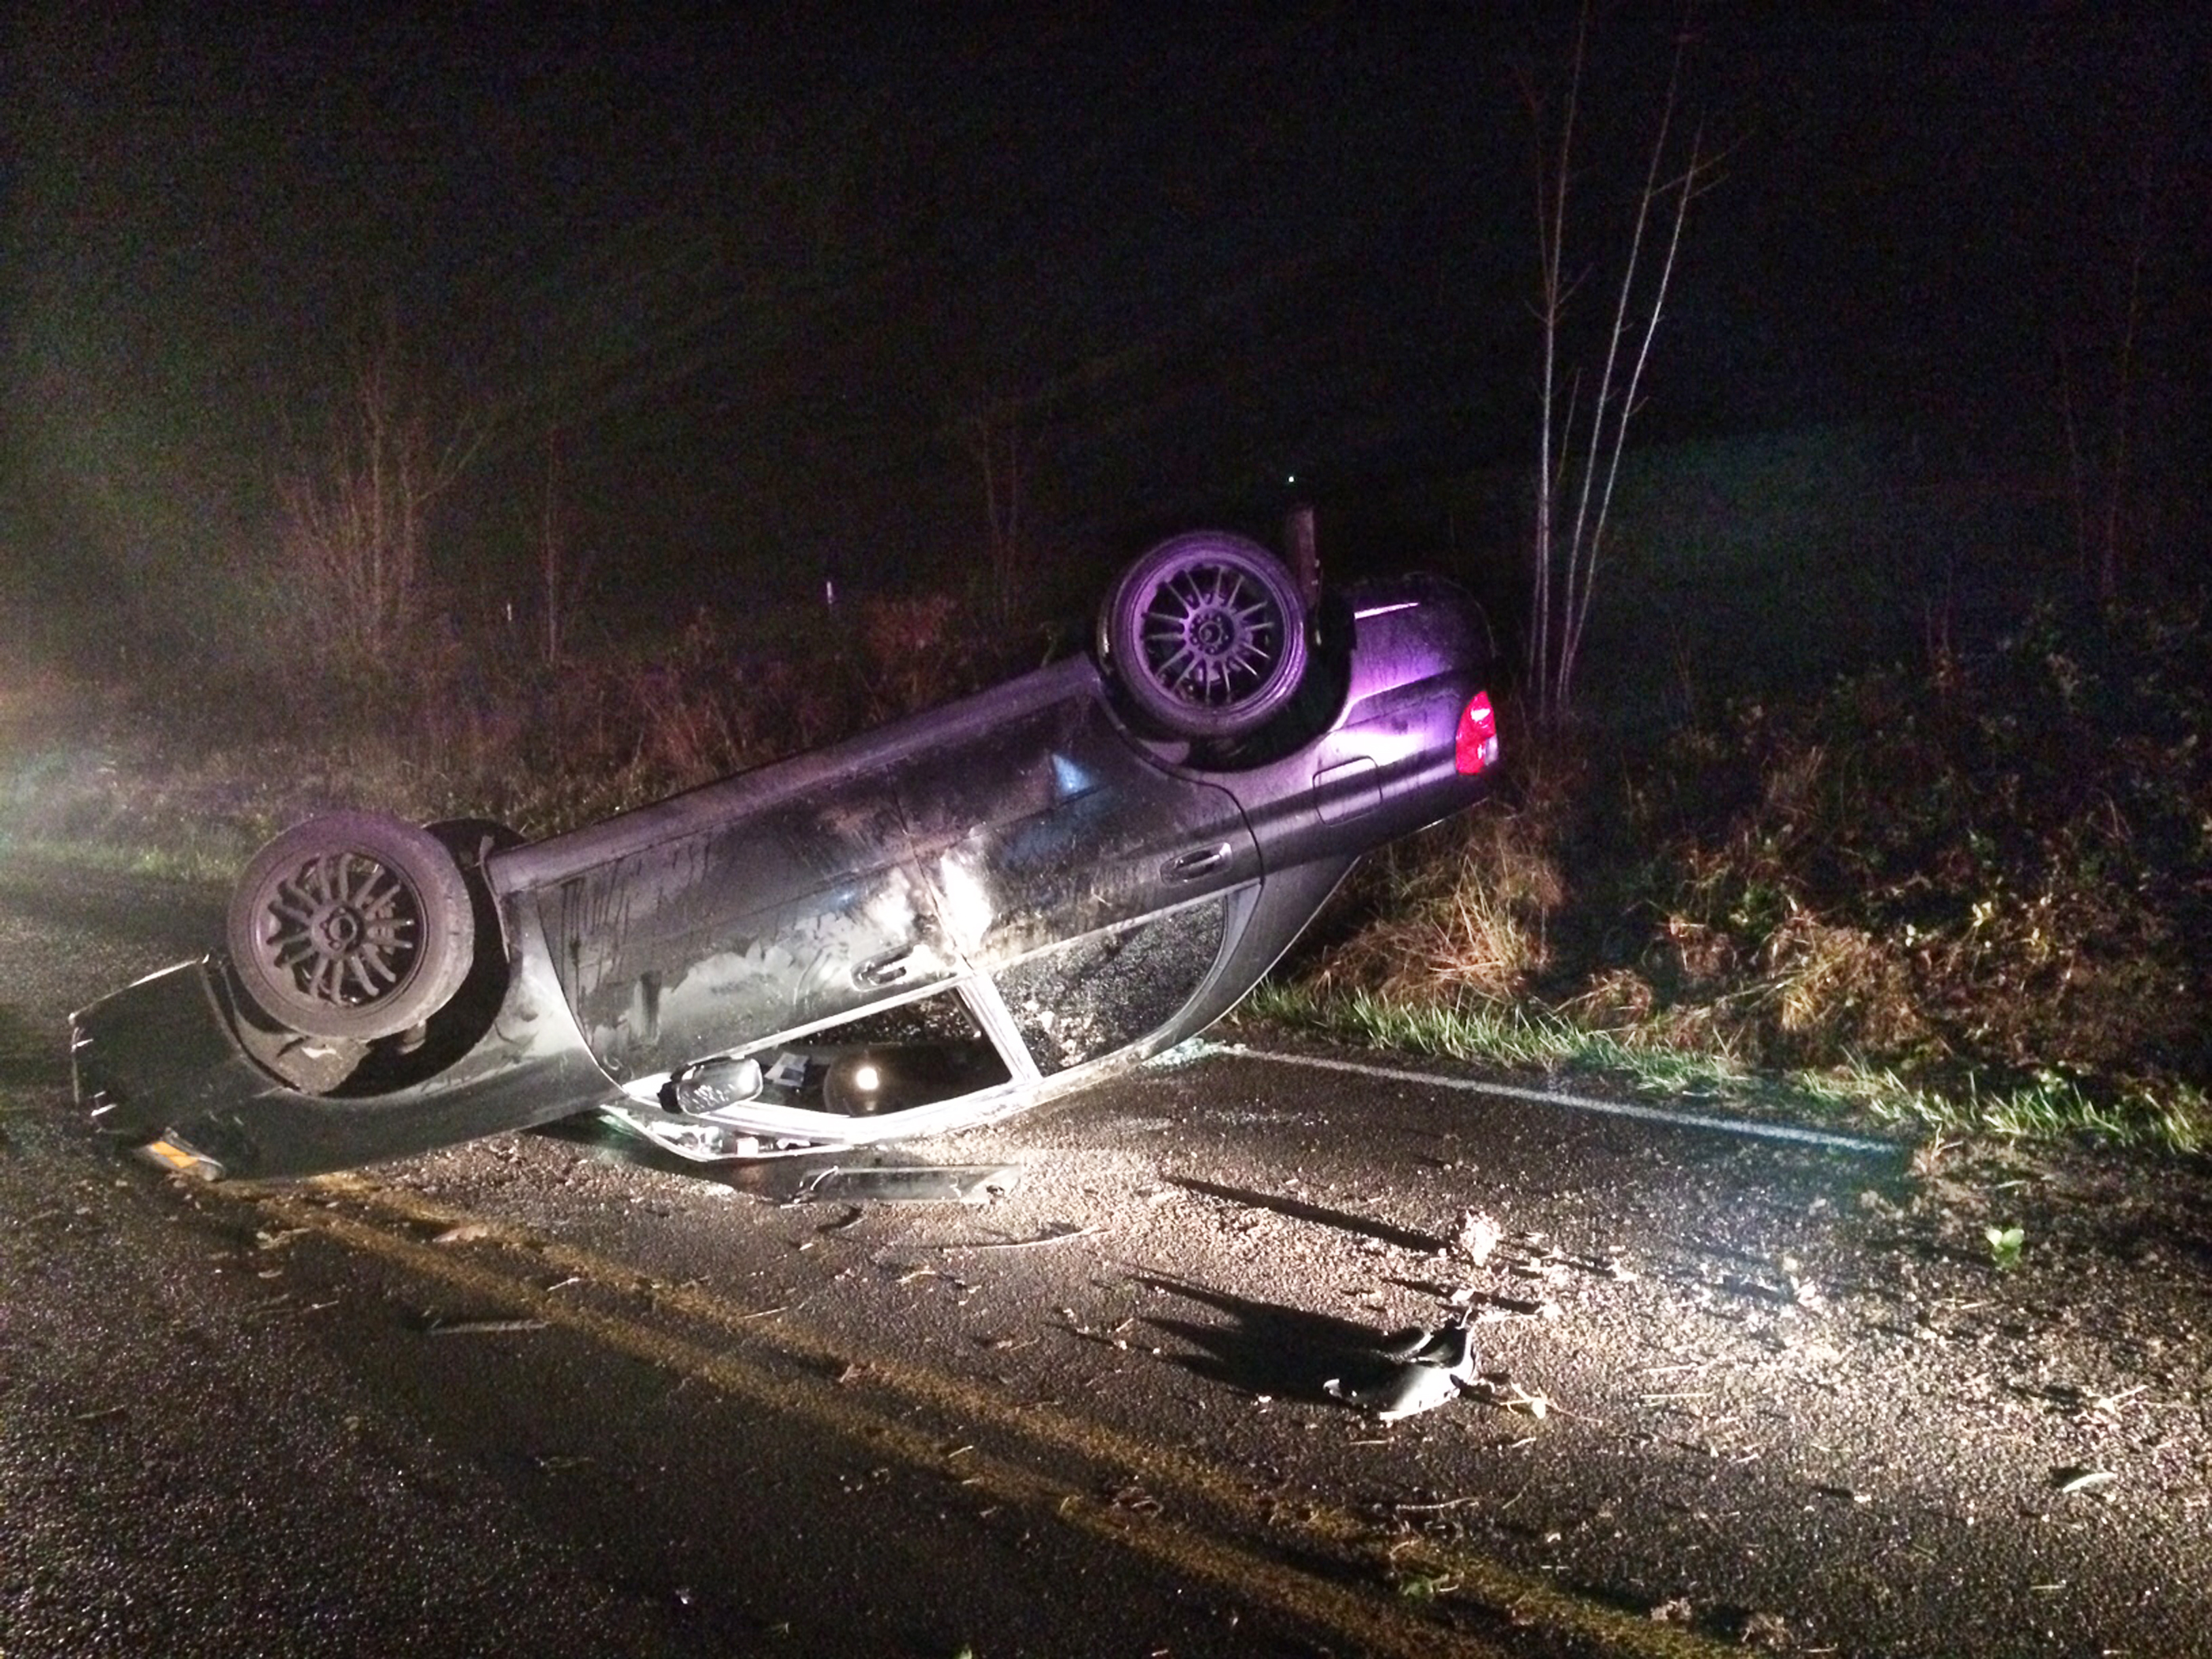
[1243,981,2206,1152]
[1269,602,2212,1157]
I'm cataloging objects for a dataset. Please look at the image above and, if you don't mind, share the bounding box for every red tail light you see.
[1455,691,1499,776]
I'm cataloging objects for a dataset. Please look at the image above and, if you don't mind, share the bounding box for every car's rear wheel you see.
[1100,531,1309,739]
[226,812,476,1042]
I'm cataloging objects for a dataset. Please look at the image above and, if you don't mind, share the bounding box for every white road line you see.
[1209,1045,1901,1156]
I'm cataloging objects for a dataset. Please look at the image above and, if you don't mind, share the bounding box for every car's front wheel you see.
[1100,531,1309,739]
[225,812,476,1043]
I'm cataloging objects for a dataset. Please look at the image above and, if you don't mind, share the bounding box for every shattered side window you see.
[812,991,987,1049]
[744,987,1014,1118]
[993,897,1228,1075]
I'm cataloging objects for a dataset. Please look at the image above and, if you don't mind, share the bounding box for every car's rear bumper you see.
[70,948,617,1180]
[71,962,264,1176]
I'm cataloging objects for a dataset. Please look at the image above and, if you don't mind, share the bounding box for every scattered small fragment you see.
[1738,1609,1793,1649]
[1472,1379,1552,1420]
[1449,1284,1562,1321]
[799,1164,1022,1205]
[2052,1467,2117,1495]
[1454,1209,1502,1266]
[1142,1036,1239,1070]
[947,1222,1103,1251]
[2087,1385,2147,1418]
[424,1316,548,1335]
[431,1221,494,1245]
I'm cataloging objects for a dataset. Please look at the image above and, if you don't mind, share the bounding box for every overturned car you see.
[72,531,1499,1179]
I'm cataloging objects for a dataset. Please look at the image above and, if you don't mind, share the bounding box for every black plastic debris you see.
[1325,1319,1477,1422]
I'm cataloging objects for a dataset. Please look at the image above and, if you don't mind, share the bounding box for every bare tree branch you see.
[272,322,476,667]
[1524,4,1712,721]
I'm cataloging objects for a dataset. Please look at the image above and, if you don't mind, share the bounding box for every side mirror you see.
[671,1055,764,1115]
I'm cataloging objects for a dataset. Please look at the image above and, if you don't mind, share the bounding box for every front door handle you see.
[1163,842,1232,883]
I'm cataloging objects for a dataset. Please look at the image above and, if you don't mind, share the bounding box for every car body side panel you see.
[516,658,1266,1086]
[540,822,952,1085]
[1161,852,1361,1044]
[988,890,1235,1074]
[1208,582,1491,872]
[491,661,1097,1082]
[897,693,1262,969]
[487,659,1104,893]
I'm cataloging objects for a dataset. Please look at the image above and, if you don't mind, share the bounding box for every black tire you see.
[226,812,476,1043]
[1100,532,1309,739]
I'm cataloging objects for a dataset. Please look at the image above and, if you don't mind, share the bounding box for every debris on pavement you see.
[1448,1285,1563,1321]
[939,1221,1103,1251]
[1454,1208,1502,1266]
[1326,1363,1463,1423]
[1377,1321,1478,1368]
[1325,1319,1477,1423]
[796,1163,1022,1206]
[1467,1378,1553,1419]
[1142,1036,1242,1070]
[2053,1467,2118,1495]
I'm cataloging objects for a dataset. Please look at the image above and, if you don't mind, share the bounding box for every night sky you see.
[6,4,2208,634]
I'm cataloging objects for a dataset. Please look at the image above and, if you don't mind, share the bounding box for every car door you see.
[539,764,954,1086]
[893,685,1261,1066]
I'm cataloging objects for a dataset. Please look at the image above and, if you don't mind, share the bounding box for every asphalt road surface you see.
[5,862,2210,1658]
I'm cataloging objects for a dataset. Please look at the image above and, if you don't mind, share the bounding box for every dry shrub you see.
[1661,916,1740,984]
[269,331,473,670]
[1619,602,2212,1091]
[1913,848,2190,1078]
[441,594,1016,833]
[1758,911,1927,1059]
[1303,600,2212,1112]
[1567,967,1748,1058]
[1312,745,1569,1003]
[856,592,981,722]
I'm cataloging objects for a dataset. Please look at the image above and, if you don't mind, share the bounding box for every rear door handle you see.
[855,945,915,988]
[1163,843,1232,883]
